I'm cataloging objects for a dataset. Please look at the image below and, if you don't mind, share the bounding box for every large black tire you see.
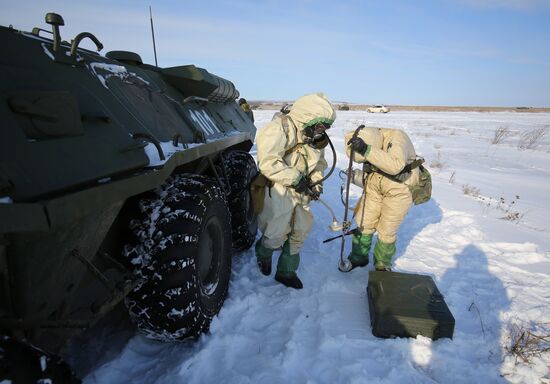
[124,174,232,341]
[223,150,258,251]
[0,335,80,383]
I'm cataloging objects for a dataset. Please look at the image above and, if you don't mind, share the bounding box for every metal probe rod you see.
[338,125,365,272]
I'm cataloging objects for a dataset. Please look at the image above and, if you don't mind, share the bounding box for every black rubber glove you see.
[347,137,370,155]
[308,184,323,200]
[292,176,309,194]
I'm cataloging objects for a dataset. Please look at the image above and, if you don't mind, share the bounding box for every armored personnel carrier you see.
[0,13,258,381]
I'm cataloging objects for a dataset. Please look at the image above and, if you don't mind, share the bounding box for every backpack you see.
[366,157,432,205]
[409,164,432,205]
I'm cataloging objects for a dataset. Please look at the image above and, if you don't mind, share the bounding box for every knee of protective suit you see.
[377,231,397,244]
[376,209,409,243]
[287,229,309,254]
[358,227,376,236]
[261,235,287,251]
[287,238,303,255]
[355,195,382,233]
[287,205,314,254]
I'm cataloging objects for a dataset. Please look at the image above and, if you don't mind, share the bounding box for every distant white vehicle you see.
[367,105,390,113]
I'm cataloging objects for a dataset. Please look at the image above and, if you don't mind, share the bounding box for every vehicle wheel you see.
[222,150,258,251]
[0,335,80,383]
[124,174,232,341]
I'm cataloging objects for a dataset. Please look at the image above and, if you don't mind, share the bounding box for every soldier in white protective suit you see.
[255,93,336,289]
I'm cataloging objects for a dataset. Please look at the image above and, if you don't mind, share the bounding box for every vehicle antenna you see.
[149,6,158,67]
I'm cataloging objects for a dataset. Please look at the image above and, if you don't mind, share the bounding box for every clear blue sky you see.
[2,0,549,106]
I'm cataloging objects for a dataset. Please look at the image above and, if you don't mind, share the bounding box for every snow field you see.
[86,110,550,384]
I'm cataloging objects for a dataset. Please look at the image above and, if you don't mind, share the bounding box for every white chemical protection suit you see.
[255,93,336,286]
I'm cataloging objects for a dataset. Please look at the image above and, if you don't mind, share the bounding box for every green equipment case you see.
[367,271,455,340]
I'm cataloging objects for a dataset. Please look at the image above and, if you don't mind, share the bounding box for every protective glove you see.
[308,184,323,200]
[347,137,370,155]
[292,176,309,194]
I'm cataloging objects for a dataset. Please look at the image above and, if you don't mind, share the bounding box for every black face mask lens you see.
[304,125,314,139]
[305,122,331,139]
[303,122,330,149]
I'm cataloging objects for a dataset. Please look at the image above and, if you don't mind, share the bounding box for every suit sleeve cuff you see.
[363,144,372,157]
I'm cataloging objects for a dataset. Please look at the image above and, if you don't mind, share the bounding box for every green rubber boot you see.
[373,239,396,271]
[255,239,274,276]
[275,241,303,289]
[347,232,373,270]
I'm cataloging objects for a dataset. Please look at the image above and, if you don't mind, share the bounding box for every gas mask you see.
[303,122,331,149]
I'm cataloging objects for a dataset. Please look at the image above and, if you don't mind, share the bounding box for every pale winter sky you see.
[1,0,549,107]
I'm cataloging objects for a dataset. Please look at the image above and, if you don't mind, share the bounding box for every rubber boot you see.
[347,232,372,270]
[274,241,303,289]
[373,239,396,271]
[255,239,274,276]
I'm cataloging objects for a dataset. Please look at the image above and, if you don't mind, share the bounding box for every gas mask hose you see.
[308,133,337,187]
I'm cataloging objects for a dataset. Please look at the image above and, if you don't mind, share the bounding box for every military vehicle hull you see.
[0,14,258,380]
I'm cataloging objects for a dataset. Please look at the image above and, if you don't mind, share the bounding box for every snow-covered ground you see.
[85,111,550,384]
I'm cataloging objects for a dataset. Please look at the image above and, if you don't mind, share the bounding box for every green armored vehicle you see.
[0,13,258,381]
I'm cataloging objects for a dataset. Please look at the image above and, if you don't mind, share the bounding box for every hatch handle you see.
[70,32,103,56]
[172,133,188,148]
[132,133,165,161]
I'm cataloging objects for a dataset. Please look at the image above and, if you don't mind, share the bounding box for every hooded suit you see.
[255,93,336,279]
[344,127,419,270]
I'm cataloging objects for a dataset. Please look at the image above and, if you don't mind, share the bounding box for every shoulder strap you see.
[369,157,425,183]
[281,114,290,133]
[285,143,306,156]
[281,115,307,156]
[401,157,424,173]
